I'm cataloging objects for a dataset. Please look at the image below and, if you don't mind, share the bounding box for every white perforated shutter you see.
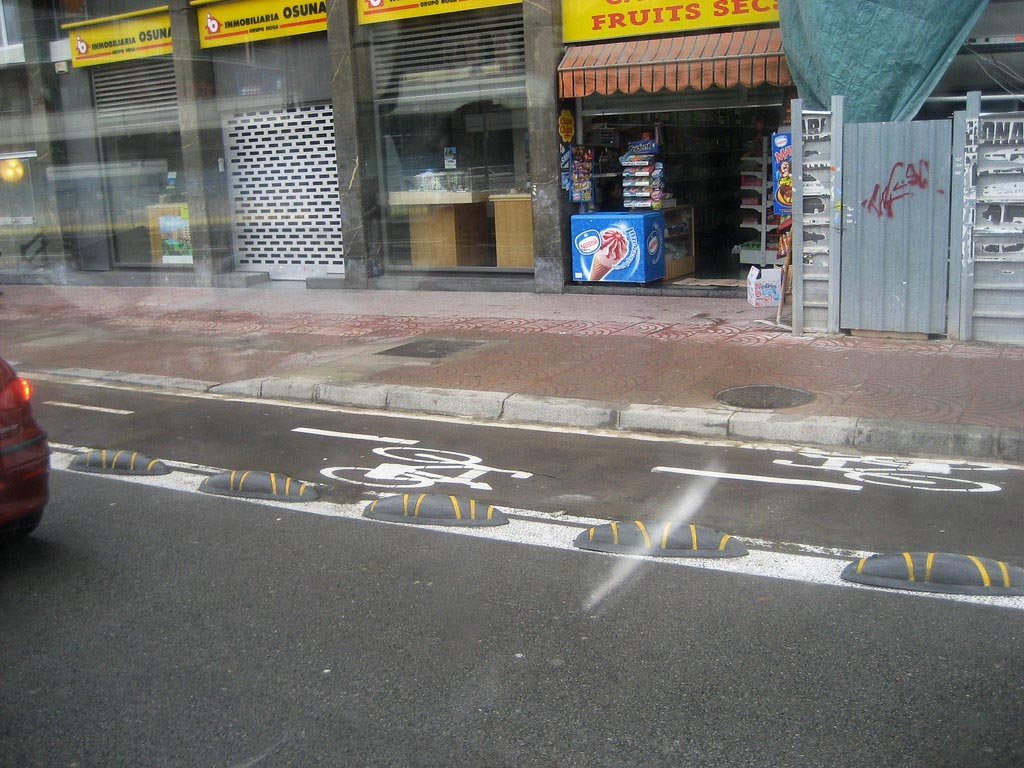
[223,104,344,280]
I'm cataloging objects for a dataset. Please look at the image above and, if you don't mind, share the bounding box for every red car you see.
[0,358,49,541]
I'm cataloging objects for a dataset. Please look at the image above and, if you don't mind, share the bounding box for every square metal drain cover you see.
[377,339,484,359]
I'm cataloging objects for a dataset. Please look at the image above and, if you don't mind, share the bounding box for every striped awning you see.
[558,27,792,99]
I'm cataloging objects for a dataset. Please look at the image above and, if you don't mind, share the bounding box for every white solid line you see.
[292,427,419,445]
[652,465,864,491]
[44,401,134,415]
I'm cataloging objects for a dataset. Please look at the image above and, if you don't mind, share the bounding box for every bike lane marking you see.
[47,443,1024,612]
[652,465,864,491]
[292,427,419,445]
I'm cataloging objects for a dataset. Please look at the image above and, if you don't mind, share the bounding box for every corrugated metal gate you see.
[839,121,952,334]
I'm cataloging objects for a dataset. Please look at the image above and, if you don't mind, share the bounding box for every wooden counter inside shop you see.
[389,191,490,267]
[490,193,534,268]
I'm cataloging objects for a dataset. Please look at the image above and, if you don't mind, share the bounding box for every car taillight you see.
[0,377,32,411]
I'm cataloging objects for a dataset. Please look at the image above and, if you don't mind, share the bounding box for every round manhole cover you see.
[715,384,815,409]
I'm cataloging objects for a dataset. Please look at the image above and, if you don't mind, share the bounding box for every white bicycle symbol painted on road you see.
[772,451,1007,493]
[321,447,533,491]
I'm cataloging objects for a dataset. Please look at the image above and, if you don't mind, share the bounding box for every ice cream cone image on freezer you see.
[589,227,629,280]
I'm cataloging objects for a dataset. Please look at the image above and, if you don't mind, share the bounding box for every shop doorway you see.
[578,101,787,283]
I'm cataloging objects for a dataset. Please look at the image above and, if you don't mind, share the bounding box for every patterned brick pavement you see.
[2,285,1022,429]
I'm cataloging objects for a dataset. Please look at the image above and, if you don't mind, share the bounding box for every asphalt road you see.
[2,378,1023,766]
[29,377,1024,558]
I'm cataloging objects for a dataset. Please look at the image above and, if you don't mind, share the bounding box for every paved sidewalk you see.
[2,283,1022,462]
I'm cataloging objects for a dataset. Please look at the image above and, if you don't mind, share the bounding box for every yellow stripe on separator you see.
[403,495,410,516]
[998,560,1012,588]
[111,450,125,469]
[967,555,992,587]
[237,471,251,492]
[130,453,138,471]
[903,552,916,582]
[487,505,495,520]
[661,522,673,550]
[299,483,306,496]
[285,476,292,495]
[589,527,595,541]
[270,474,278,495]
[414,494,427,517]
[635,521,652,549]
[719,534,732,551]
[470,499,477,520]
[146,458,160,471]
[690,524,698,551]
[611,522,620,546]
[450,496,462,520]
[369,499,379,512]
[102,449,108,468]
[925,552,935,583]
[856,557,867,574]
[229,470,237,489]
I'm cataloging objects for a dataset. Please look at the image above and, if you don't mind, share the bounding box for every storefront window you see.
[98,132,186,267]
[0,153,40,271]
[369,6,532,271]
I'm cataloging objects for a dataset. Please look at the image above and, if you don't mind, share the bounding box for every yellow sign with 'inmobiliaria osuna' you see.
[64,9,172,68]
[193,0,327,49]
[357,0,521,25]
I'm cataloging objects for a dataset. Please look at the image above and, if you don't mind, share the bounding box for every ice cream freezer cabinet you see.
[571,212,665,283]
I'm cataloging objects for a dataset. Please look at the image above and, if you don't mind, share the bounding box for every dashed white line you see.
[653,465,864,491]
[292,427,419,445]
[44,401,134,415]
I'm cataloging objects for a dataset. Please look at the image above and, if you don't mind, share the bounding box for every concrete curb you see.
[23,366,1023,463]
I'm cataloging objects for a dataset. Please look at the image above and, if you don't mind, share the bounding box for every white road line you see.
[653,465,864,491]
[48,446,1023,611]
[44,401,134,415]
[292,427,419,445]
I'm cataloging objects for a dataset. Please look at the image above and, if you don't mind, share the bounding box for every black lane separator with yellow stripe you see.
[574,521,749,559]
[364,494,509,527]
[69,449,170,476]
[842,552,1024,596]
[199,470,319,502]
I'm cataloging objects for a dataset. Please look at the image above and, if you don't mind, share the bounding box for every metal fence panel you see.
[840,121,952,334]
[968,111,1024,344]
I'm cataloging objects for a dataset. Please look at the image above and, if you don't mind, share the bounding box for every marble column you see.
[168,0,232,285]
[524,0,570,293]
[326,0,376,289]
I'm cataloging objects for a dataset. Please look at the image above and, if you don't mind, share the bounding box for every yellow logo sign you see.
[558,110,575,144]
[562,0,780,43]
[66,12,172,68]
[358,0,521,25]
[197,1,327,48]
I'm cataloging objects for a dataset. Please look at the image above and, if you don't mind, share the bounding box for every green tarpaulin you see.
[779,0,989,122]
